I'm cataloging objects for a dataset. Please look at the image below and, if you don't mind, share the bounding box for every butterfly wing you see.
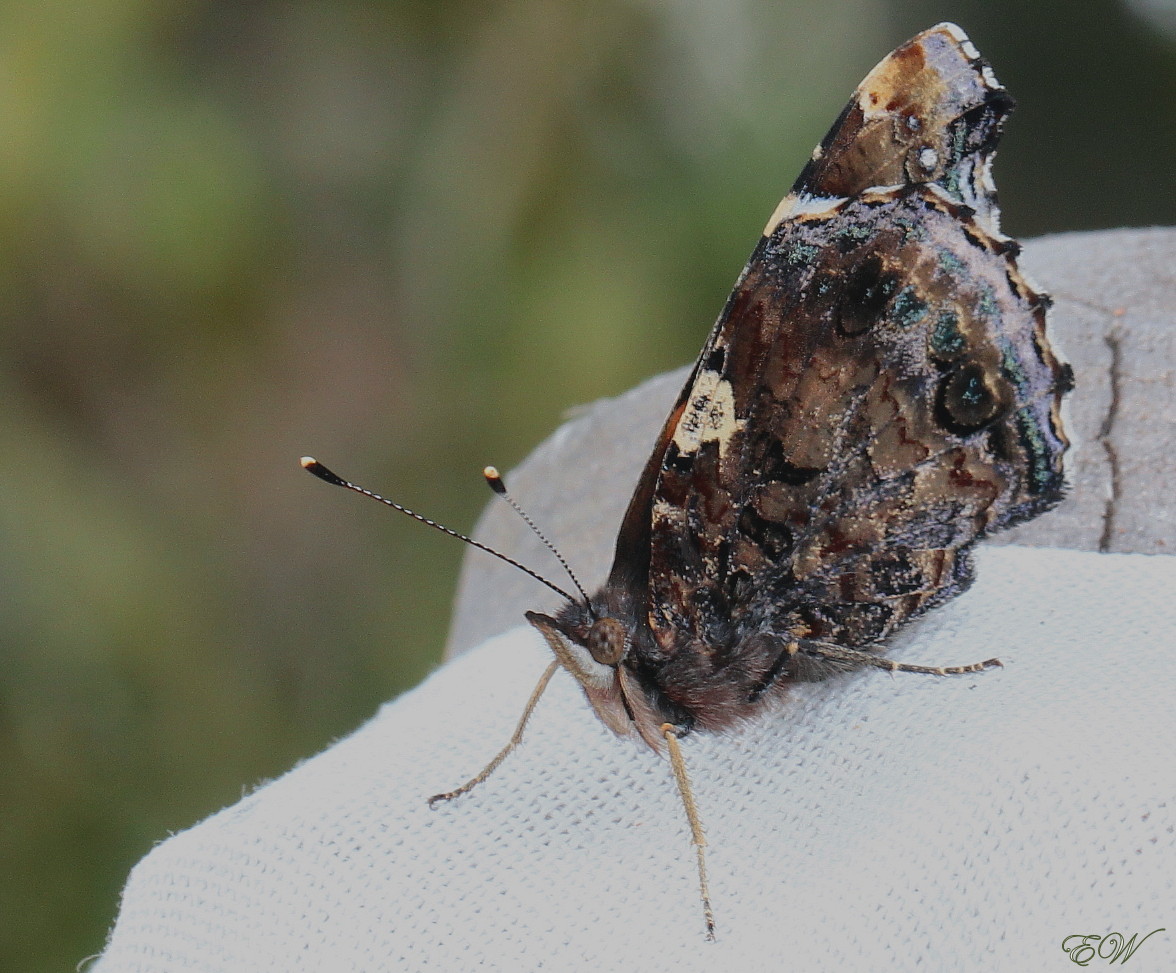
[776,22,1013,228]
[604,25,1069,725]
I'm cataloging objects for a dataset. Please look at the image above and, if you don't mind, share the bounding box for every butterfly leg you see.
[662,723,716,941]
[801,640,1002,676]
[428,660,560,808]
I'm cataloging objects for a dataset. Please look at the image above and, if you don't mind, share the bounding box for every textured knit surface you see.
[97,546,1176,972]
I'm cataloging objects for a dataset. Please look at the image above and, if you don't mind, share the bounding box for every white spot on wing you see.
[763,192,846,236]
[978,155,997,193]
[857,88,887,121]
[939,22,980,58]
[672,369,743,459]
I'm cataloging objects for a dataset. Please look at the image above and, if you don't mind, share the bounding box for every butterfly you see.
[521,17,1071,738]
[305,21,1070,940]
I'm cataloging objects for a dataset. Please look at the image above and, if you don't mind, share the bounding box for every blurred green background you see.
[1,0,1172,967]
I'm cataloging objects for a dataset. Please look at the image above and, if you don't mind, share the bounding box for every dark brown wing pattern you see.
[641,186,1067,724]
[592,24,1069,728]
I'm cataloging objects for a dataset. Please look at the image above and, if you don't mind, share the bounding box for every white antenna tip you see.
[483,466,506,495]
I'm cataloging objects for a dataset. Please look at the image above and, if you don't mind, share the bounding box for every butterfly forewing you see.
[774,22,1012,235]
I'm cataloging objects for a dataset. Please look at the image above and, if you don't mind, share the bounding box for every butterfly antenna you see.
[301,457,579,607]
[482,466,593,611]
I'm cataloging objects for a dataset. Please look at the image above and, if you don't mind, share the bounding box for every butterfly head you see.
[525,607,668,751]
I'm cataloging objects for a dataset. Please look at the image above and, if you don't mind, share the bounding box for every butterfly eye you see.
[586,617,626,666]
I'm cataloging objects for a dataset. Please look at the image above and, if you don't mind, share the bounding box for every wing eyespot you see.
[935,362,1007,435]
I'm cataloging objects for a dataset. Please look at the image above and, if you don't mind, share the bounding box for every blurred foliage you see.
[0,0,1171,968]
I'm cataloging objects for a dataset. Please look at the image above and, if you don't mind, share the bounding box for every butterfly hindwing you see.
[639,186,1067,721]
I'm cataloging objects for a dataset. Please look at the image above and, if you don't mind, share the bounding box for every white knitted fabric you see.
[98,546,1176,972]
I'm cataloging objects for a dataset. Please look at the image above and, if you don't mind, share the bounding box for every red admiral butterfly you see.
[305,22,1070,940]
